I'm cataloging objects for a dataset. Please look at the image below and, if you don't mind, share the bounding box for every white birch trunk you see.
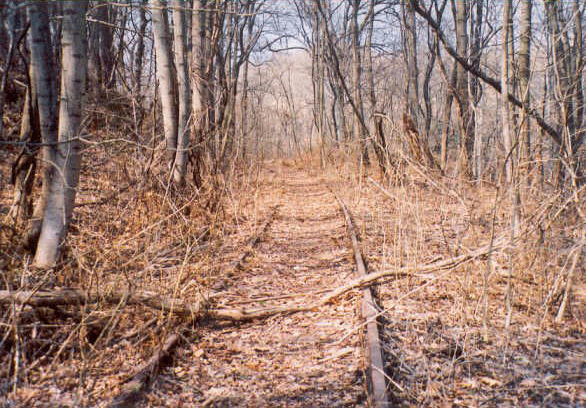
[35,1,89,268]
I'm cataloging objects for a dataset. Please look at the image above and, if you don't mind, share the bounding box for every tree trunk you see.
[518,0,531,187]
[351,0,368,165]
[133,0,148,96]
[470,0,482,178]
[34,0,89,268]
[454,0,473,178]
[24,0,59,253]
[172,0,192,185]
[89,0,116,90]
[151,0,179,172]
[9,83,40,224]
[191,0,208,188]
[501,0,515,329]
[402,0,420,131]
[440,58,457,172]
[366,0,386,174]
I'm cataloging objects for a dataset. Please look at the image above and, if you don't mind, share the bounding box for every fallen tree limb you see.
[107,332,179,408]
[0,289,205,318]
[0,236,503,323]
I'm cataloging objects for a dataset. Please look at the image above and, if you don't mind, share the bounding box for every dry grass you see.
[329,157,586,407]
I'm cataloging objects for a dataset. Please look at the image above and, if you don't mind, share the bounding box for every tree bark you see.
[518,0,532,187]
[24,1,59,254]
[350,0,368,165]
[133,0,148,96]
[172,0,192,185]
[454,0,473,178]
[89,0,116,90]
[34,0,89,268]
[402,0,420,132]
[151,0,179,172]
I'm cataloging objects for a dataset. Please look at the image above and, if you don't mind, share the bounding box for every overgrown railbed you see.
[2,117,585,406]
[332,158,586,407]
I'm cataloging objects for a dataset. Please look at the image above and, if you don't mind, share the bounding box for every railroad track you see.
[102,165,392,406]
[182,166,390,407]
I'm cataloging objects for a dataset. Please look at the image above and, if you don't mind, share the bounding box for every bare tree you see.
[518,0,531,187]
[172,0,192,185]
[150,0,179,177]
[23,0,59,253]
[34,0,89,267]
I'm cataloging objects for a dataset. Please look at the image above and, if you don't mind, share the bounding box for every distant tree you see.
[88,0,116,90]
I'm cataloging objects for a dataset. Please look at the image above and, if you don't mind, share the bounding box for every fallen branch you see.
[0,289,205,318]
[107,332,180,408]
[0,237,502,324]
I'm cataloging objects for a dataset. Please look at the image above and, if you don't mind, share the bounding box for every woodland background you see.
[0,0,584,406]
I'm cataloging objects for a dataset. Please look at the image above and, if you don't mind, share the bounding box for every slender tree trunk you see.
[24,1,59,253]
[402,0,420,131]
[470,0,482,178]
[151,0,179,172]
[351,0,368,165]
[440,59,457,172]
[501,0,514,329]
[502,0,513,184]
[89,0,115,90]
[366,0,386,174]
[311,2,326,165]
[191,0,207,187]
[454,0,473,178]
[9,81,40,224]
[35,0,89,268]
[133,0,148,96]
[518,0,532,188]
[172,0,192,185]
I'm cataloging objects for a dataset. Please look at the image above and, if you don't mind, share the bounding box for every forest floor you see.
[1,149,585,407]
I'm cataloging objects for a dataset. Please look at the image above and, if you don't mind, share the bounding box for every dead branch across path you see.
[0,237,499,323]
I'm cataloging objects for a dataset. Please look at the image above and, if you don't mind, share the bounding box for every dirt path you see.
[164,165,368,407]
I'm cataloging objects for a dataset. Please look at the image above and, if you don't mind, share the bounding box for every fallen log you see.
[0,289,205,318]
